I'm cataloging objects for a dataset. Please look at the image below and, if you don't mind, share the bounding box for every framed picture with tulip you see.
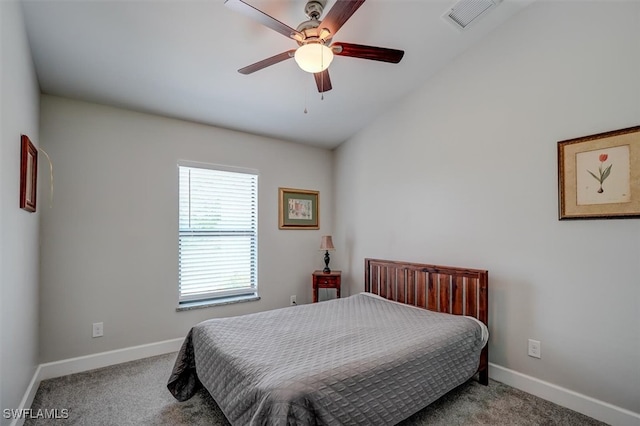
[558,125,640,219]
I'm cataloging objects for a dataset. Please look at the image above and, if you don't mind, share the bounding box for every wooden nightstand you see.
[312,270,341,303]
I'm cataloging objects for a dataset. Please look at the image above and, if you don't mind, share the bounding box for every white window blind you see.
[178,163,258,303]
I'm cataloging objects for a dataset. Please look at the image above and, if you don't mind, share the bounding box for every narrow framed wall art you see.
[20,134,38,213]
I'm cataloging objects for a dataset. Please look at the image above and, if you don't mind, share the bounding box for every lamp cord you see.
[37,146,54,208]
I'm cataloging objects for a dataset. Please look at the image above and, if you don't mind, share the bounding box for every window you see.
[178,162,258,305]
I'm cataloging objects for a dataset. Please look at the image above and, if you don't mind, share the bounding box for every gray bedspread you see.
[168,293,486,425]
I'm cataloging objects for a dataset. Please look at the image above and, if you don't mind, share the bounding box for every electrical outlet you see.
[92,322,104,338]
[290,295,297,306]
[528,339,541,358]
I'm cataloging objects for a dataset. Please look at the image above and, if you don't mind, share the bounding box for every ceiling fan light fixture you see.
[294,43,334,73]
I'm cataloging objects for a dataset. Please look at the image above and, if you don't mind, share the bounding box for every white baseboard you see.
[10,338,183,426]
[9,364,43,426]
[489,363,640,426]
[38,337,183,381]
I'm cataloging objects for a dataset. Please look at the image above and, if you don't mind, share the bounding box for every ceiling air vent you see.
[442,0,503,31]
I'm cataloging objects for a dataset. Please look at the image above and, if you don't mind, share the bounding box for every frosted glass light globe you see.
[294,44,334,73]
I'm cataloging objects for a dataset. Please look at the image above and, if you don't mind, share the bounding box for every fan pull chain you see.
[321,49,325,101]
[304,73,309,114]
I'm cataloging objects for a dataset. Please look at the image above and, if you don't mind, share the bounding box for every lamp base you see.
[323,250,331,274]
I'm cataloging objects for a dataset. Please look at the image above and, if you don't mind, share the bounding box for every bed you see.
[168,258,489,425]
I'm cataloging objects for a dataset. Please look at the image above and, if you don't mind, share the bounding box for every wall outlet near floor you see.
[528,339,541,358]
[92,322,104,338]
[290,295,297,306]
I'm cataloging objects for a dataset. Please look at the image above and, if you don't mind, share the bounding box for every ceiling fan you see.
[225,0,405,93]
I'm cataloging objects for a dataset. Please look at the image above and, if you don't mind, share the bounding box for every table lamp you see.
[319,235,335,273]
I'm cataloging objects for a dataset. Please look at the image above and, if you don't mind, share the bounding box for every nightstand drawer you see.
[317,276,339,286]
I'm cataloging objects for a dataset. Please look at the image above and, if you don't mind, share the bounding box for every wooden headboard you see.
[364,258,489,385]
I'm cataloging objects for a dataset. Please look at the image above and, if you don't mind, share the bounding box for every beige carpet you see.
[25,352,607,425]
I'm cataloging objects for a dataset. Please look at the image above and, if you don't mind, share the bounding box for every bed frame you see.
[364,258,489,385]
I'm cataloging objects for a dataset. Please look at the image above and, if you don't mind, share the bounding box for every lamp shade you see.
[294,43,334,73]
[320,235,335,251]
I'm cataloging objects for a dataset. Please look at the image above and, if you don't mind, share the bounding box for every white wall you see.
[0,1,41,423]
[335,0,639,417]
[38,95,333,362]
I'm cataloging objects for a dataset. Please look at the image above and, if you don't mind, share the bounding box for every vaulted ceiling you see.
[21,0,534,149]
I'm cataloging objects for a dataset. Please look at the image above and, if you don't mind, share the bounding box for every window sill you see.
[176,294,260,311]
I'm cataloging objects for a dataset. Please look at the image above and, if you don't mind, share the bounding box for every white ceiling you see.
[21,0,534,149]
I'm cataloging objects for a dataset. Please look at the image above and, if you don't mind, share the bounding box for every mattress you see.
[168,292,488,425]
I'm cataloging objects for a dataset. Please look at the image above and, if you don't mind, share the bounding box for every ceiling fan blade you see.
[314,70,332,93]
[238,50,296,74]
[332,42,404,63]
[225,0,303,41]
[319,0,366,38]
